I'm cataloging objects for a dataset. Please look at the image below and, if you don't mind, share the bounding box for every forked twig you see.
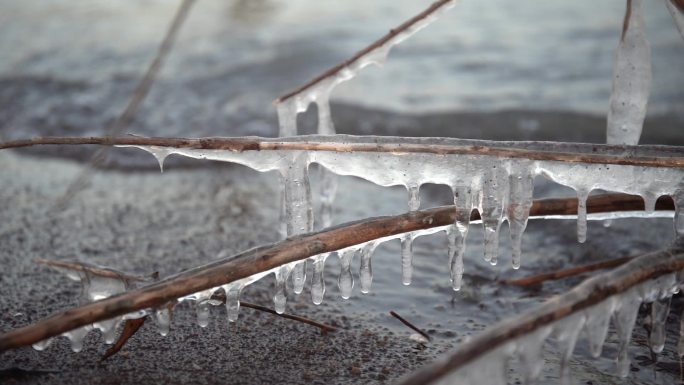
[397,248,684,385]
[0,193,673,352]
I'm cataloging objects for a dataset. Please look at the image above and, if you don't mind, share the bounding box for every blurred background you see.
[1,2,684,384]
[0,0,682,157]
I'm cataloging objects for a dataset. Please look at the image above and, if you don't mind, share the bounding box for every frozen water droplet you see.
[196,301,210,328]
[338,249,355,299]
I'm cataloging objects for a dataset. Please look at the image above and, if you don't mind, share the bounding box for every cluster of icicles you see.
[437,272,684,385]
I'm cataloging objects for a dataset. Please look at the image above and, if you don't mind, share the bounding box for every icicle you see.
[666,0,684,40]
[223,282,244,323]
[311,254,328,305]
[516,326,552,385]
[155,308,171,336]
[32,338,54,351]
[338,249,355,299]
[614,288,641,377]
[273,266,290,314]
[63,326,91,353]
[281,152,313,292]
[642,192,657,213]
[401,185,420,285]
[448,186,472,291]
[678,308,684,356]
[291,262,306,295]
[649,297,672,354]
[359,242,377,294]
[575,189,589,243]
[673,190,684,240]
[479,168,508,265]
[553,314,585,385]
[606,0,651,145]
[507,169,534,269]
[583,297,616,358]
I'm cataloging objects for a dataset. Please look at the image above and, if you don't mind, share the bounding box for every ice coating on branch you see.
[338,248,356,299]
[606,0,651,145]
[666,0,684,40]
[401,185,421,285]
[359,241,377,294]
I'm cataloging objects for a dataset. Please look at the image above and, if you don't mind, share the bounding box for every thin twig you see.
[499,256,634,287]
[390,311,430,342]
[241,302,337,334]
[52,0,195,212]
[397,248,684,385]
[274,0,455,104]
[0,194,674,352]
[34,259,150,282]
[4,135,684,169]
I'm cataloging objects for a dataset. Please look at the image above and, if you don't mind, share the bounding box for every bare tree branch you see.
[4,135,684,169]
[52,0,196,212]
[0,193,673,352]
[274,0,455,104]
[397,248,684,385]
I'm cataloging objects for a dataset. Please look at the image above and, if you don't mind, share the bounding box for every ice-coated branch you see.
[4,135,684,169]
[397,248,684,385]
[274,0,455,105]
[0,193,674,352]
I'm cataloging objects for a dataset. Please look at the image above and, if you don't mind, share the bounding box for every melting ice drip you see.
[606,0,652,145]
[433,272,684,385]
[131,135,684,318]
[270,0,456,310]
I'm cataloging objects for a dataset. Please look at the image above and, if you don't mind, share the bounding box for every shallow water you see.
[1,1,684,384]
